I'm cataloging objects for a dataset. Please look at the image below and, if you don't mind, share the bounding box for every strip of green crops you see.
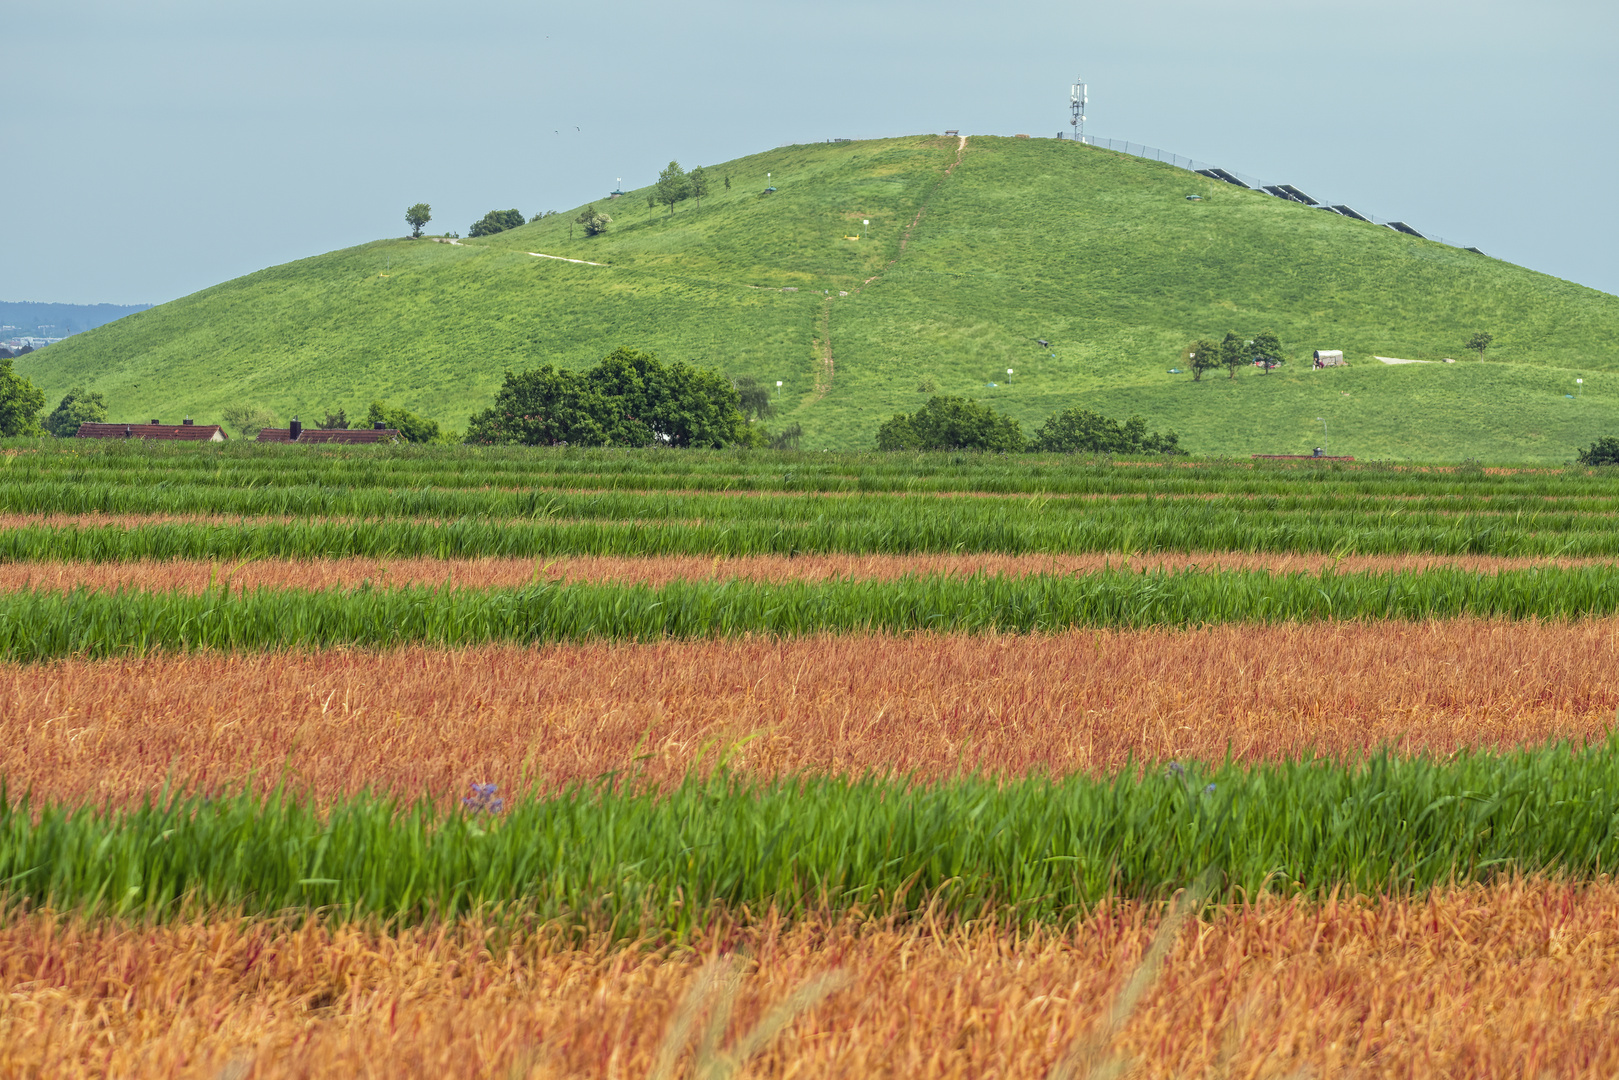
[7,742,1619,931]
[2,567,1618,659]
[16,440,1619,498]
[5,499,1619,558]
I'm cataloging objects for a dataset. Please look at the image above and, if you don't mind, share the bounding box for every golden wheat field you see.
[2,878,1616,1079]
[1,550,1616,594]
[2,619,1614,805]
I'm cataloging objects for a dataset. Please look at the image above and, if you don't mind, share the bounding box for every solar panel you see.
[1262,185,1298,201]
[1207,168,1249,188]
[1331,205,1369,222]
[1464,247,1488,256]
[1195,169,1221,181]
[1277,184,1318,205]
[1387,221,1425,238]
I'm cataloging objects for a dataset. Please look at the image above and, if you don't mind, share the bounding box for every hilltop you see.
[21,135,1619,460]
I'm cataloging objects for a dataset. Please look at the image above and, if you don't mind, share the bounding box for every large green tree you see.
[1220,332,1247,380]
[0,358,45,437]
[1031,406,1182,455]
[655,162,690,215]
[368,401,448,443]
[875,396,1025,452]
[1185,338,1219,382]
[405,203,432,238]
[1249,330,1284,374]
[688,166,709,210]
[465,348,749,448]
[42,386,108,437]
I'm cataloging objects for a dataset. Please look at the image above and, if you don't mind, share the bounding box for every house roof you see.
[255,427,400,444]
[76,422,227,441]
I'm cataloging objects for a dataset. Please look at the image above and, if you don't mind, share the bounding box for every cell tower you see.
[1069,77,1088,143]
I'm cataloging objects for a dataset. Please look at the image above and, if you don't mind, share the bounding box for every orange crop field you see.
[3,877,1616,1079]
[3,618,1614,805]
[0,550,1616,594]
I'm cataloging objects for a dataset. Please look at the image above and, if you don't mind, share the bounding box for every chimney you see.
[182,417,194,425]
[374,421,386,430]
[289,417,302,441]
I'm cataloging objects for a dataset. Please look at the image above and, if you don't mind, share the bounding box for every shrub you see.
[1577,436,1619,466]
[1032,406,1183,455]
[876,396,1025,452]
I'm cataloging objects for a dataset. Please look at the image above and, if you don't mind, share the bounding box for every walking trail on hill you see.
[814,135,970,396]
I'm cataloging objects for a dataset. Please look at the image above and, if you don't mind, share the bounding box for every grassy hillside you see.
[23,135,1619,460]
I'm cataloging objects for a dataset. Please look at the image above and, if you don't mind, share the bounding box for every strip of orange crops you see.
[2,550,1616,594]
[2,878,1615,1079]
[5,619,1614,805]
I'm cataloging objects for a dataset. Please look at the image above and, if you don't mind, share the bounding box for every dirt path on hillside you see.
[813,136,971,398]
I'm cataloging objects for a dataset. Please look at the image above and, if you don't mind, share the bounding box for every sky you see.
[5,0,1616,305]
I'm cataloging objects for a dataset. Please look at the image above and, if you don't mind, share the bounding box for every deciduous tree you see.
[689,166,708,209]
[1466,332,1494,360]
[405,203,432,237]
[875,396,1025,452]
[42,386,108,437]
[1220,332,1246,380]
[656,161,690,215]
[0,359,46,436]
[1250,330,1284,374]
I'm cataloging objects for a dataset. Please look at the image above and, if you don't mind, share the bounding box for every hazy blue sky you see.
[5,0,1615,304]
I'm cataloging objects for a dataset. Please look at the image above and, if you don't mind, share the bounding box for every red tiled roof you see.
[76,423,227,441]
[256,428,401,444]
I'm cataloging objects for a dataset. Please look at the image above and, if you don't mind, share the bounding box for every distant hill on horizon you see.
[21,135,1619,462]
[1,301,151,338]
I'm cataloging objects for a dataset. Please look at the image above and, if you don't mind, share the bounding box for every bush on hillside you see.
[464,347,750,449]
[1032,406,1183,455]
[43,386,108,438]
[575,205,611,237]
[1577,436,1619,466]
[468,209,525,238]
[876,396,1026,452]
[368,401,449,444]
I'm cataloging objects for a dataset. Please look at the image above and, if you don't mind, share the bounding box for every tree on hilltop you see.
[656,162,690,215]
[405,203,432,238]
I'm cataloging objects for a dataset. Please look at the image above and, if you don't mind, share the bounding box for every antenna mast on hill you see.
[1069,76,1087,143]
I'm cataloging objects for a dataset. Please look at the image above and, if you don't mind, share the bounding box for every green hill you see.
[24,135,1619,460]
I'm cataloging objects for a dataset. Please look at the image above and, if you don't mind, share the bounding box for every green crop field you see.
[4,438,1619,1074]
[23,136,1619,462]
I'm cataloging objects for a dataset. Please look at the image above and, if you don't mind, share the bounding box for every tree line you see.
[877,396,1184,455]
